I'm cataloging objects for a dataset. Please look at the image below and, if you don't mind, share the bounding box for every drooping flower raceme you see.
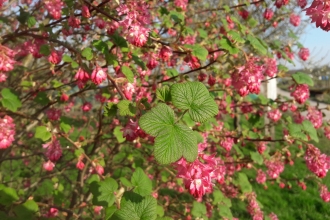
[305,0,330,31]
[0,115,15,149]
[290,14,301,26]
[307,106,323,129]
[0,44,17,82]
[305,144,330,178]
[298,48,310,61]
[231,57,264,97]
[43,137,63,162]
[91,66,107,85]
[291,84,310,104]
[44,0,63,20]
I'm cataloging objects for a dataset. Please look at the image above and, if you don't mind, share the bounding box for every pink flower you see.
[264,57,277,77]
[46,108,61,121]
[60,93,69,102]
[275,0,289,8]
[121,119,140,141]
[290,14,301,26]
[305,1,330,32]
[307,107,323,128]
[75,68,90,82]
[298,48,310,61]
[46,208,58,217]
[232,57,264,97]
[239,9,249,20]
[81,102,92,112]
[257,142,267,154]
[0,115,15,149]
[159,46,172,61]
[44,137,62,162]
[0,44,17,75]
[76,160,85,170]
[174,0,188,10]
[256,169,267,184]
[94,18,106,29]
[320,185,330,202]
[220,137,234,151]
[265,159,284,179]
[82,5,91,18]
[68,15,81,28]
[246,192,264,220]
[48,50,62,64]
[184,55,201,69]
[44,0,63,19]
[324,126,330,140]
[291,84,309,104]
[43,160,55,171]
[263,9,274,20]
[297,0,307,8]
[267,109,282,122]
[127,24,149,47]
[94,206,103,215]
[91,66,107,85]
[305,144,330,178]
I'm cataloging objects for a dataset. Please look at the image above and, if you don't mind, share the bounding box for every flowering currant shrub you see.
[1,0,330,219]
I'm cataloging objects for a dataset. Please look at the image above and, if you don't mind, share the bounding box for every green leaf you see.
[191,201,206,218]
[197,28,208,39]
[90,178,118,207]
[27,16,36,27]
[166,68,179,77]
[139,104,198,164]
[39,44,51,56]
[93,40,109,53]
[156,205,164,217]
[219,206,233,219]
[250,152,263,165]
[82,47,93,60]
[247,17,258,27]
[171,82,219,122]
[62,54,73,63]
[60,121,71,133]
[114,126,126,143]
[156,86,171,102]
[0,186,19,205]
[131,168,152,196]
[238,173,252,193]
[288,123,308,141]
[14,200,39,218]
[292,72,314,86]
[34,126,51,141]
[111,33,129,52]
[34,92,50,105]
[227,30,245,43]
[120,177,132,187]
[117,100,136,116]
[246,34,267,55]
[169,11,184,23]
[106,206,117,220]
[132,55,147,70]
[121,66,134,83]
[112,192,157,220]
[185,45,208,61]
[1,88,22,112]
[219,37,239,54]
[302,120,319,142]
[74,148,85,157]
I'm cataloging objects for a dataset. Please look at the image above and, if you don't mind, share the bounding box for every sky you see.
[287,13,330,70]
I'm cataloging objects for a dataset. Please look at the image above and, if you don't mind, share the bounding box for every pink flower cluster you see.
[267,109,282,122]
[0,44,17,82]
[246,192,264,220]
[256,169,267,184]
[264,57,278,77]
[298,48,310,61]
[232,57,264,97]
[44,0,63,20]
[320,185,330,202]
[305,144,330,178]
[291,84,310,104]
[305,0,330,31]
[174,0,188,10]
[297,0,307,8]
[0,115,15,149]
[174,154,226,199]
[91,66,107,85]
[265,159,284,179]
[116,1,151,47]
[290,14,301,26]
[43,137,62,162]
[264,9,274,20]
[307,106,323,128]
[46,108,61,121]
[75,68,90,88]
[121,119,146,142]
